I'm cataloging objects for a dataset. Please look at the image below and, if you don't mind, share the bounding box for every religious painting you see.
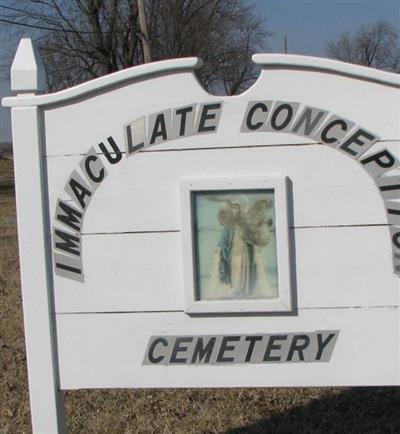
[191,190,279,301]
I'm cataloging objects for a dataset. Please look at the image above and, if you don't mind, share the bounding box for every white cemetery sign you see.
[2,38,400,433]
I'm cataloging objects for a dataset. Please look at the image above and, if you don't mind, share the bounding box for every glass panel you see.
[192,189,279,301]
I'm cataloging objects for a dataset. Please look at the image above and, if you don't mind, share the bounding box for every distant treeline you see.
[0,142,12,152]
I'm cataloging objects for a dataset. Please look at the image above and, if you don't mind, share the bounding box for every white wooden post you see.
[10,38,66,434]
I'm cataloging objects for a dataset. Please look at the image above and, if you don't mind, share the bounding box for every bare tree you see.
[0,0,270,94]
[146,0,269,94]
[0,0,143,90]
[326,20,400,73]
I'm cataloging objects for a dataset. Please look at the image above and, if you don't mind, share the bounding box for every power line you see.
[0,16,129,34]
[0,4,50,16]
[0,5,131,34]
[0,17,62,32]
[0,3,67,32]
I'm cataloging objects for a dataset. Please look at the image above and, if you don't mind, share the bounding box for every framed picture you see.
[180,176,293,314]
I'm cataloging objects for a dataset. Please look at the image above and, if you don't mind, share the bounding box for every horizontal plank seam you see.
[44,139,400,158]
[292,223,389,229]
[142,143,318,153]
[81,224,389,236]
[143,139,400,153]
[45,142,319,158]
[300,305,399,310]
[55,305,399,315]
[81,230,180,236]
[56,310,185,315]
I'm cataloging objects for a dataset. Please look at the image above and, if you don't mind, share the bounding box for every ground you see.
[1,156,400,433]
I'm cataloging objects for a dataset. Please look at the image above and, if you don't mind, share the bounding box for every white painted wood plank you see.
[47,145,388,234]
[53,226,399,313]
[42,71,213,157]
[11,106,66,433]
[35,66,398,157]
[30,64,397,158]
[249,69,400,140]
[56,307,399,389]
[54,232,182,313]
[294,226,399,308]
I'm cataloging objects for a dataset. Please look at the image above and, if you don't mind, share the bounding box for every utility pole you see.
[138,0,152,63]
[284,36,288,54]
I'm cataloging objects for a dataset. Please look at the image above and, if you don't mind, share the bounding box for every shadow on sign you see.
[223,387,400,434]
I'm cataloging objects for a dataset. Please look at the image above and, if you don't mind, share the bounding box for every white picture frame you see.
[180,176,293,315]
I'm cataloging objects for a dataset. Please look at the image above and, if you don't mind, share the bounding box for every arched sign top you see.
[253,54,400,88]
[4,48,399,109]
[3,52,203,107]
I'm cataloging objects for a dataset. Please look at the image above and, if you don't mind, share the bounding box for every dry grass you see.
[1,157,400,433]
[0,154,14,190]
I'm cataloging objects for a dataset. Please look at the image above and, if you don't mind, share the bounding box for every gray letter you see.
[55,199,82,233]
[79,146,108,190]
[245,336,263,362]
[98,136,122,164]
[263,335,287,362]
[170,337,193,364]
[172,105,196,139]
[148,338,168,364]
[291,106,328,137]
[53,227,81,257]
[391,227,400,250]
[377,175,400,200]
[65,170,92,211]
[313,115,354,146]
[241,102,270,131]
[53,251,83,282]
[361,148,398,178]
[386,200,400,226]
[265,102,299,132]
[196,103,222,134]
[217,336,240,363]
[125,117,147,156]
[287,335,310,361]
[316,333,336,360]
[191,337,216,364]
[339,128,378,158]
[149,111,170,145]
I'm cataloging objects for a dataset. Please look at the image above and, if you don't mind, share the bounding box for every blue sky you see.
[255,0,400,55]
[1,0,399,143]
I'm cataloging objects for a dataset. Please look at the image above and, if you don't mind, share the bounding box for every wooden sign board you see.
[2,38,400,433]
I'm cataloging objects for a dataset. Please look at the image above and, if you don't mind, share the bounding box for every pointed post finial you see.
[11,38,47,94]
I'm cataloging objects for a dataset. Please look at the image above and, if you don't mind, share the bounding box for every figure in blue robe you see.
[217,224,257,294]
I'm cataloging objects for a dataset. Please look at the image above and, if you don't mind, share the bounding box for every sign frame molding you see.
[2,38,400,434]
[180,176,293,314]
